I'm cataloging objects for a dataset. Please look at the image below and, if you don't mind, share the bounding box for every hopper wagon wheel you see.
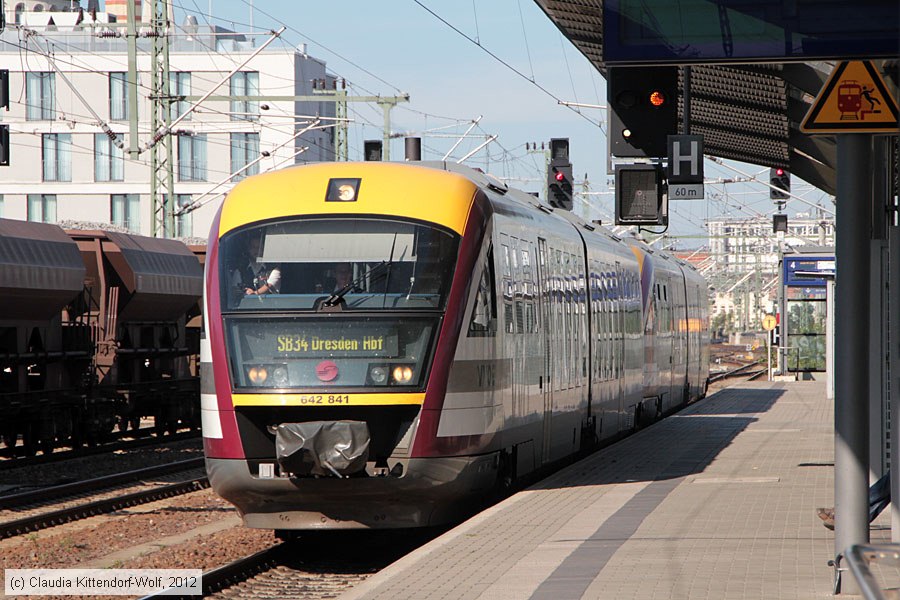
[117,415,130,433]
[1,427,16,449]
[129,416,140,431]
[21,423,38,457]
[153,412,167,437]
[40,437,55,456]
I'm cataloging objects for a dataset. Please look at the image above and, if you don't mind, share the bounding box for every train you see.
[0,220,204,455]
[202,161,710,531]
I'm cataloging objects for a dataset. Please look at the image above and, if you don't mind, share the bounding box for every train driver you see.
[232,235,281,296]
[332,262,354,292]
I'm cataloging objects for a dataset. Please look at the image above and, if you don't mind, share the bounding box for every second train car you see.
[202,161,709,530]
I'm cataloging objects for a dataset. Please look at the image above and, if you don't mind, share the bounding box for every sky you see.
[164,0,835,248]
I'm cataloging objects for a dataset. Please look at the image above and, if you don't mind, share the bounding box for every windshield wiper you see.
[323,260,393,307]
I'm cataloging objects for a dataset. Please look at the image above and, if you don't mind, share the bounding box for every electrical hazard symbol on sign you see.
[801,61,898,134]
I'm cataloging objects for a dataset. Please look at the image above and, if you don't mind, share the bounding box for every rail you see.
[0,430,200,469]
[846,544,900,600]
[0,457,204,508]
[0,476,209,540]
[708,362,761,383]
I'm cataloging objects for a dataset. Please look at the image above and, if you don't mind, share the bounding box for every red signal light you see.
[555,171,565,182]
[649,90,666,107]
[775,168,785,176]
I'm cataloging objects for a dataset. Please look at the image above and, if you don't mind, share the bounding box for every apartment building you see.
[0,2,336,238]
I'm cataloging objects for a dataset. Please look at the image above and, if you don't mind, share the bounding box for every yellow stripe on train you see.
[218,162,479,238]
[231,392,426,407]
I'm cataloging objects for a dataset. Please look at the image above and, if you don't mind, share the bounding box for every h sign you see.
[667,135,704,184]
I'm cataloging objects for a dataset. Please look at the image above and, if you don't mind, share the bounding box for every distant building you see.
[706,213,834,274]
[704,212,834,332]
[0,2,336,237]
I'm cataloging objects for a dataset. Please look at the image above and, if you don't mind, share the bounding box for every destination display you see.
[233,321,400,361]
[274,332,398,356]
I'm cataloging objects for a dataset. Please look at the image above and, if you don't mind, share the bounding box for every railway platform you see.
[342,381,894,599]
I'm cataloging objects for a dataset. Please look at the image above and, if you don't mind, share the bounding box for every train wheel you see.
[21,425,38,457]
[153,413,169,437]
[129,417,141,432]
[40,438,55,455]
[1,430,16,449]
[117,416,130,433]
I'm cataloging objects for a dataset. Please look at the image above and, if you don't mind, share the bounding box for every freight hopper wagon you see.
[203,162,710,531]
[66,229,204,438]
[0,219,204,455]
[0,219,89,455]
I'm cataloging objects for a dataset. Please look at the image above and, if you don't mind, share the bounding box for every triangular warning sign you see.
[801,61,898,134]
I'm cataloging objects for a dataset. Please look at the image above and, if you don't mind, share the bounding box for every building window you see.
[14,3,24,24]
[176,194,193,237]
[26,72,55,120]
[111,194,140,232]
[95,133,124,181]
[229,71,258,121]
[230,132,259,180]
[109,72,133,121]
[178,133,207,181]
[170,72,191,121]
[27,194,57,223]
[42,133,71,182]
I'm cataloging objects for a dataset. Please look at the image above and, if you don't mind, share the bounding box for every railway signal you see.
[615,163,667,226]
[0,125,8,166]
[364,140,382,161]
[0,69,8,110]
[608,66,678,158]
[773,213,788,233]
[770,167,790,199]
[547,138,573,210]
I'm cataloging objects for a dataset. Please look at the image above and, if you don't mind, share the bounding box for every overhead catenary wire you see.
[411,0,603,130]
[176,118,328,216]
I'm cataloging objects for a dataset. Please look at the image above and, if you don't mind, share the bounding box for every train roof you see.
[0,218,86,321]
[219,162,480,238]
[420,162,702,275]
[65,229,203,321]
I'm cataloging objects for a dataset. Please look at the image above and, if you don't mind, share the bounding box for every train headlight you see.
[248,366,268,384]
[272,366,289,387]
[392,365,414,384]
[325,178,361,202]
[369,365,388,384]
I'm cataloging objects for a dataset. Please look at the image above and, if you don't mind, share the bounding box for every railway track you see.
[0,458,208,540]
[0,430,200,471]
[708,362,766,383]
[181,530,444,600]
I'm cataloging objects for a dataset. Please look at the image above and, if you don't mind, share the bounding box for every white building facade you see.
[0,5,336,238]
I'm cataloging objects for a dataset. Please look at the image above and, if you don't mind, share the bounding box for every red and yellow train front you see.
[202,162,496,530]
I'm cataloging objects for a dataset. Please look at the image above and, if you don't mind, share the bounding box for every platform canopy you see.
[534,0,900,195]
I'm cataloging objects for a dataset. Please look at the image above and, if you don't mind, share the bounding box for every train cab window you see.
[468,247,497,337]
[219,217,459,312]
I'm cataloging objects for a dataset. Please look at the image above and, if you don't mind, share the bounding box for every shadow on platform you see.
[531,386,786,491]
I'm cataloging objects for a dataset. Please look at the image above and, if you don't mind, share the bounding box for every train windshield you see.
[219,217,459,312]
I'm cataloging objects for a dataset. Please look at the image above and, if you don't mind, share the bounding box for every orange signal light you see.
[649,90,666,107]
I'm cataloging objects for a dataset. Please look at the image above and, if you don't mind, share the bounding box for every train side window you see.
[468,246,497,337]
